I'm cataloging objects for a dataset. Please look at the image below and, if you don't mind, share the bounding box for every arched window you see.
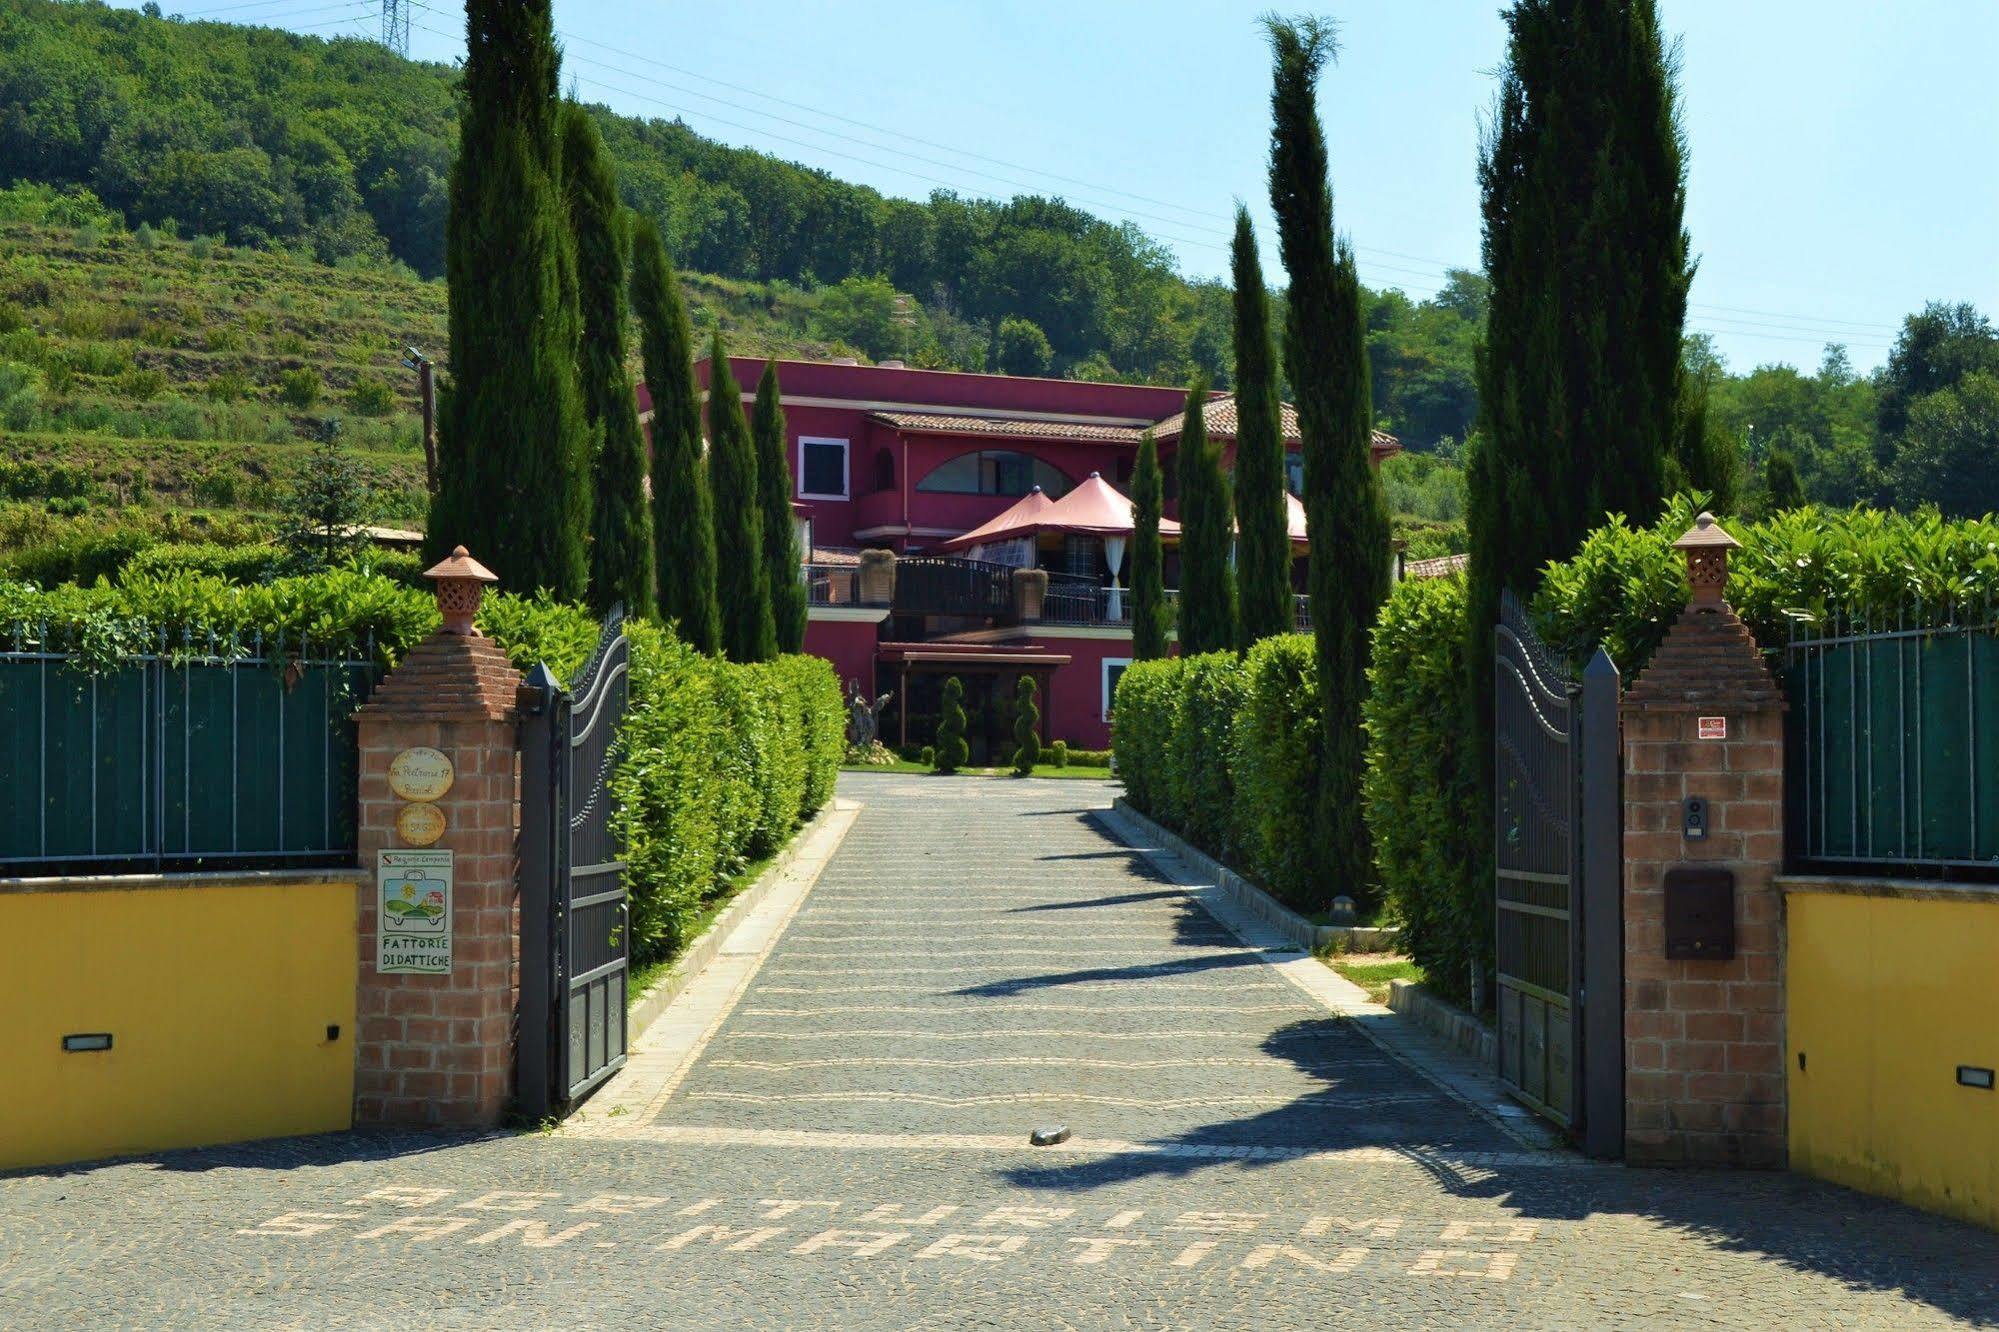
[873,447,896,493]
[916,450,1073,498]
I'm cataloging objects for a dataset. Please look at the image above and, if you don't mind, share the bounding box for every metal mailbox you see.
[1663,867,1735,960]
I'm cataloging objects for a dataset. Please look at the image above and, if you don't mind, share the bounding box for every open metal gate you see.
[1494,593,1623,1155]
[519,610,631,1119]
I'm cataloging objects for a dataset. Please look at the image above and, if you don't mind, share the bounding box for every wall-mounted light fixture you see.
[62,1033,113,1053]
[1958,1066,1995,1091]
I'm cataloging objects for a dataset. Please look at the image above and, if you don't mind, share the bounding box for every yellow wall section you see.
[1787,890,1999,1231]
[0,877,356,1172]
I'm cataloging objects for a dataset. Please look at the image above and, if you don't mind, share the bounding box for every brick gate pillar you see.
[351,547,523,1127]
[1619,514,1788,1167]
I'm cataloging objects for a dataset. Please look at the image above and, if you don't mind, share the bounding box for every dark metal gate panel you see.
[519,610,631,1119]
[1493,595,1624,1153]
[1494,593,1579,1128]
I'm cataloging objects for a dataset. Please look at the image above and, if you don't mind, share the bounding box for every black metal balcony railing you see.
[801,553,1310,631]
[892,556,1015,619]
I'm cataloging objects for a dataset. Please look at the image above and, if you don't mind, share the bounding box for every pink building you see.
[642,357,1400,756]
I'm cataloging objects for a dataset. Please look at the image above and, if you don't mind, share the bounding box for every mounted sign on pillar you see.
[1618,514,1789,1168]
[352,546,523,1127]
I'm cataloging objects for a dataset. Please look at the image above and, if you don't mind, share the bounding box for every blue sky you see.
[163,0,1998,373]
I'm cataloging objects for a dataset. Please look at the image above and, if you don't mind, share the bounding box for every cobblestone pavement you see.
[3,773,1995,1330]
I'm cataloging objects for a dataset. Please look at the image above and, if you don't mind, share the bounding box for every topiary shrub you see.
[1364,572,1485,1008]
[933,675,968,773]
[1050,740,1068,768]
[1012,675,1040,775]
[919,745,935,767]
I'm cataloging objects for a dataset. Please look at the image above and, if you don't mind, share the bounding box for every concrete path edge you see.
[1094,800,1565,1153]
[628,797,862,1046]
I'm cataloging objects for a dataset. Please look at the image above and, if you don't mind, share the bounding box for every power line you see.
[407,15,1896,350]
[174,0,369,20]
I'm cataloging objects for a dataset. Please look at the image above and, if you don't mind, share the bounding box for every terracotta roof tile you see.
[1151,394,1399,454]
[868,412,1144,443]
[1402,552,1469,580]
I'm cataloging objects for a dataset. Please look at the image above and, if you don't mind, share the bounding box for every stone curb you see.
[1095,801,1564,1154]
[1107,797,1400,953]
[1387,978,1496,1067]
[627,797,857,1045]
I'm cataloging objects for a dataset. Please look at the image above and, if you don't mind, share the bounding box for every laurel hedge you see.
[1111,636,1345,915]
[0,567,844,969]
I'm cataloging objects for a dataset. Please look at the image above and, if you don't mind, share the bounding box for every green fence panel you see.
[0,647,376,873]
[1790,622,1998,870]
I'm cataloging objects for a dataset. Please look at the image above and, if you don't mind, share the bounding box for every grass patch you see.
[1324,953,1425,1004]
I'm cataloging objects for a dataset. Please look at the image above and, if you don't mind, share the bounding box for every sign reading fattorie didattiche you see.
[377,849,452,974]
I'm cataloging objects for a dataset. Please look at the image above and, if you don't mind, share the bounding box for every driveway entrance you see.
[1,773,1991,1329]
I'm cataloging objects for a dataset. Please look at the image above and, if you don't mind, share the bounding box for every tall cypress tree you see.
[707,334,776,663]
[1130,429,1169,661]
[1468,0,1696,699]
[751,360,807,654]
[631,216,719,653]
[428,0,589,600]
[561,103,652,617]
[1266,16,1391,903]
[1174,378,1236,655]
[1229,206,1290,647]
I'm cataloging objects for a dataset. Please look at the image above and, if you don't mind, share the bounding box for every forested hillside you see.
[2,0,1993,523]
[0,0,1489,449]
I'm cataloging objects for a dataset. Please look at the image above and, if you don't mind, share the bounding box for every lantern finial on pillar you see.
[1671,512,1739,606]
[423,544,499,635]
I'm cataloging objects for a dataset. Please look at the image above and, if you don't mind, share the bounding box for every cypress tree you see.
[707,334,777,663]
[1229,205,1290,647]
[1761,443,1803,513]
[428,0,590,600]
[1012,676,1041,775]
[561,103,652,617]
[1130,429,1169,661]
[752,359,807,653]
[631,216,720,654]
[1174,377,1236,655]
[1265,16,1391,903]
[1467,0,1696,744]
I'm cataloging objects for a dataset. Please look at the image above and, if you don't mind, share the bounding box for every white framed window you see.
[798,436,850,500]
[1102,656,1133,722]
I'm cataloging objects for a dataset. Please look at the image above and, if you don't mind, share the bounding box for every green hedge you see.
[1111,636,1343,914]
[610,628,840,963]
[1362,574,1484,1007]
[1359,498,1999,1010]
[3,569,844,970]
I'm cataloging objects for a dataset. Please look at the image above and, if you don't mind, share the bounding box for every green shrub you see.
[1110,657,1180,822]
[1232,635,1329,911]
[349,374,396,417]
[120,367,167,402]
[122,541,288,586]
[1012,675,1040,775]
[920,745,935,767]
[1167,651,1248,859]
[1364,573,1485,1008]
[1050,740,1068,768]
[276,367,320,408]
[1064,747,1112,767]
[206,370,251,403]
[934,675,968,773]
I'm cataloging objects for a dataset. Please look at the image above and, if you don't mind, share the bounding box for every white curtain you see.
[1102,535,1127,621]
